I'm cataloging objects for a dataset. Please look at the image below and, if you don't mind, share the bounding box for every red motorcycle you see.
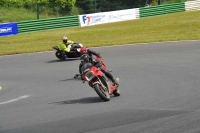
[74,63,120,101]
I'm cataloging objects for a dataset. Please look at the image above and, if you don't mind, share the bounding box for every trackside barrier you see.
[139,2,185,18]
[17,15,79,33]
[185,0,200,11]
[79,9,137,27]
[135,8,140,18]
[1,1,199,35]
[0,22,18,37]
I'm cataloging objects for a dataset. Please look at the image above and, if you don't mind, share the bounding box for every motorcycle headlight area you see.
[77,48,81,52]
[85,71,95,81]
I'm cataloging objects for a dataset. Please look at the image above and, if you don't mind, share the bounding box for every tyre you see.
[94,82,110,101]
[55,51,66,60]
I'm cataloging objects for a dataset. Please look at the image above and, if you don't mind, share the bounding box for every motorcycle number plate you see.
[85,72,94,81]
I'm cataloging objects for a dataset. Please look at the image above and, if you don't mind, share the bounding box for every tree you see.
[49,0,76,15]
[97,0,123,12]
[75,0,94,14]
[75,0,147,14]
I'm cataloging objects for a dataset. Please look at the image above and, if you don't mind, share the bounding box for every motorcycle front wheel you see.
[55,51,66,60]
[94,83,110,101]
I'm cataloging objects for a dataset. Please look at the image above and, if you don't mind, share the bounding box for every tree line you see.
[0,0,186,16]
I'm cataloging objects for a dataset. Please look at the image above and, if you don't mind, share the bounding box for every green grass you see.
[0,10,200,56]
[0,7,56,23]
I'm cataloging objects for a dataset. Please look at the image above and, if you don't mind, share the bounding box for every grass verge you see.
[0,10,200,56]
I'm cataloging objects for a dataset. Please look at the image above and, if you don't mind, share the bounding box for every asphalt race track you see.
[0,41,200,133]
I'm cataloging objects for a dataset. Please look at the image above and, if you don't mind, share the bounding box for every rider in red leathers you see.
[80,46,108,68]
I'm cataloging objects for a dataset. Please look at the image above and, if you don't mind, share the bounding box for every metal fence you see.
[140,2,185,18]
[17,15,79,33]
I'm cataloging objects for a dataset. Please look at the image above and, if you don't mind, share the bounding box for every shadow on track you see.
[46,58,79,63]
[58,77,82,82]
[49,97,105,104]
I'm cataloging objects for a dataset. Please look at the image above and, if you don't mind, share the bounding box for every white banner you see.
[185,0,200,11]
[79,9,137,27]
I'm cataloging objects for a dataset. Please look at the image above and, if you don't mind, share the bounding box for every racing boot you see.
[113,78,120,96]
[111,78,119,87]
[114,78,119,89]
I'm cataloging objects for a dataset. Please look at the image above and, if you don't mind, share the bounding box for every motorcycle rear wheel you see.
[55,51,66,60]
[94,84,110,101]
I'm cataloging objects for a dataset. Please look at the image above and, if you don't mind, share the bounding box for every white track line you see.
[0,95,30,105]
[0,86,2,90]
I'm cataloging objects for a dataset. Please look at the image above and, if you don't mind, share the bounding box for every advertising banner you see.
[79,9,137,27]
[0,22,18,37]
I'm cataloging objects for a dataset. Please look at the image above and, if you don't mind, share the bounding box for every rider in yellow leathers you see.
[58,36,76,52]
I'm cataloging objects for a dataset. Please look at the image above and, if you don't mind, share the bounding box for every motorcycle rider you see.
[58,36,76,53]
[80,54,119,86]
[58,36,84,53]
[80,46,108,69]
[79,46,105,74]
